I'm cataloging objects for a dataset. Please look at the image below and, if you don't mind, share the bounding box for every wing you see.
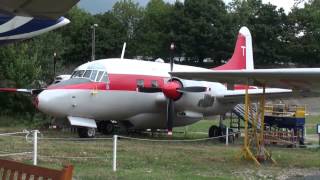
[0,0,79,19]
[218,88,293,103]
[171,68,320,94]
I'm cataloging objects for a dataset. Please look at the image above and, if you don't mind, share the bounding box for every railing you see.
[0,129,240,172]
[264,104,307,118]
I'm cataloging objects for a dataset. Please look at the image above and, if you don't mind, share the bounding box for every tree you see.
[229,0,288,67]
[0,43,42,117]
[110,0,144,58]
[171,0,231,66]
[60,7,96,64]
[135,0,173,59]
[284,0,320,66]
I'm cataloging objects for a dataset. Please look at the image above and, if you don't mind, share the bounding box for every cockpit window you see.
[72,70,85,78]
[90,70,98,81]
[100,72,109,83]
[83,70,92,78]
[96,71,104,82]
[71,69,108,83]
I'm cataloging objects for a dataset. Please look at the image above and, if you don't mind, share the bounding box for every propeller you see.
[139,43,207,135]
[53,52,57,82]
[167,47,175,135]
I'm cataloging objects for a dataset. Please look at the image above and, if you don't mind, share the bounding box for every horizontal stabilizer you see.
[217,88,293,103]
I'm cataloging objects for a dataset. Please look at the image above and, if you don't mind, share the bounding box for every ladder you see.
[232,104,261,129]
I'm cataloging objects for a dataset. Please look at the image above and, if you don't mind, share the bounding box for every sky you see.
[78,0,304,14]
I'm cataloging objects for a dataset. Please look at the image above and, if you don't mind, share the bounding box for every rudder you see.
[213,26,254,70]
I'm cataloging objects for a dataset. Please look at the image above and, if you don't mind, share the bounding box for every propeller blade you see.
[0,88,44,95]
[167,99,174,135]
[0,88,32,94]
[138,87,162,93]
[178,86,207,93]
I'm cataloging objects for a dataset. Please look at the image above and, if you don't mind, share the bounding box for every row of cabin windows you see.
[71,70,109,83]
[136,79,159,88]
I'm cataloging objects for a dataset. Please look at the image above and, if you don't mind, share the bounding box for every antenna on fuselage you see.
[121,42,126,60]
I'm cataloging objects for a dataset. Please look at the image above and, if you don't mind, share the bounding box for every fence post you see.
[33,130,39,166]
[226,127,229,146]
[113,135,118,172]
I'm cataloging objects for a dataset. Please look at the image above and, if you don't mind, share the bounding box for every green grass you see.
[1,116,320,179]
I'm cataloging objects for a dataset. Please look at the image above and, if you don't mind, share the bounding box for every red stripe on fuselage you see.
[108,74,165,91]
[47,74,166,91]
[46,74,258,91]
[48,82,107,90]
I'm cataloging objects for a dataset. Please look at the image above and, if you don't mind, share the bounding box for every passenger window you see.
[101,72,109,83]
[90,70,98,81]
[151,80,158,88]
[83,70,92,78]
[137,79,144,88]
[96,71,104,82]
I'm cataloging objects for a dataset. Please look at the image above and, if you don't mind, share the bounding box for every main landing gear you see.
[208,125,235,143]
[97,120,116,135]
[208,114,236,143]
[77,127,96,138]
[77,120,116,138]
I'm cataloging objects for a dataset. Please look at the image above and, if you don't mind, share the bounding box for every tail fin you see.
[213,26,254,70]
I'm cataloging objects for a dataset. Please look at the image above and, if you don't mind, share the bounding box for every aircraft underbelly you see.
[38,89,163,119]
[126,113,201,129]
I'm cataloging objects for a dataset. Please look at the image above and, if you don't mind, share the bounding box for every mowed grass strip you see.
[1,117,320,179]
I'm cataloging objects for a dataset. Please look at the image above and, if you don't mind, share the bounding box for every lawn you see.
[1,116,320,179]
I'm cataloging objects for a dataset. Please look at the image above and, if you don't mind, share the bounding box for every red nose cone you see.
[162,80,182,100]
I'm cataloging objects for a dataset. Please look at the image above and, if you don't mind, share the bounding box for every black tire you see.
[228,128,235,143]
[209,125,219,138]
[98,121,114,135]
[218,127,226,142]
[78,127,96,138]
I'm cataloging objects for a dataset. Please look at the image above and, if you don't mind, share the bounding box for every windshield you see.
[71,70,109,83]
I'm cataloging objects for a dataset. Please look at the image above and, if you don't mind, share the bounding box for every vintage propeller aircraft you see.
[0,0,79,44]
[0,27,294,138]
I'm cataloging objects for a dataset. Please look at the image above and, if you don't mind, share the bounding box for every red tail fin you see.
[213,27,254,70]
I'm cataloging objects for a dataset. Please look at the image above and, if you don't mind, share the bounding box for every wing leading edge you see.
[171,68,320,94]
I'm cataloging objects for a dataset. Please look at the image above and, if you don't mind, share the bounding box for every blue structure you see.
[264,116,305,144]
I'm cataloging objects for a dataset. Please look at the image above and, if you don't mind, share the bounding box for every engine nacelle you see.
[174,79,233,117]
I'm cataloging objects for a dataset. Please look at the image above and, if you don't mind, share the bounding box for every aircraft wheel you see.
[228,128,235,143]
[99,121,114,135]
[208,125,219,138]
[218,127,226,142]
[78,127,96,138]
